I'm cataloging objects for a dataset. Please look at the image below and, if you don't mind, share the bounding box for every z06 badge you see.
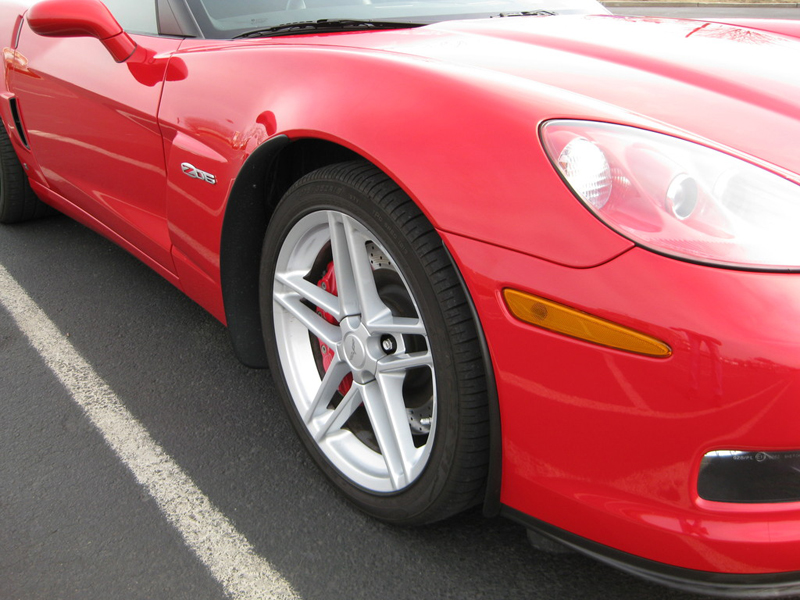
[181,162,217,185]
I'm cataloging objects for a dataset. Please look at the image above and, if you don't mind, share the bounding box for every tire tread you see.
[307,160,491,523]
[271,160,493,525]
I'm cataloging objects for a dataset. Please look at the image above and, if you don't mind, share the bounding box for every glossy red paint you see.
[158,35,635,279]
[3,0,800,590]
[153,15,800,311]
[445,232,800,573]
[713,18,800,38]
[27,0,123,37]
[8,29,181,281]
[27,0,136,61]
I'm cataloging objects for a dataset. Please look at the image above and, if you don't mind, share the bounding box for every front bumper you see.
[508,506,800,598]
[444,231,800,582]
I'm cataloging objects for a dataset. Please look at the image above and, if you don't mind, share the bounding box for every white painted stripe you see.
[0,264,299,600]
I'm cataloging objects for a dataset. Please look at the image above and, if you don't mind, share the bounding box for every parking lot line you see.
[0,264,300,600]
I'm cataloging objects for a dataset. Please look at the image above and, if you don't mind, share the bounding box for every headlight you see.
[541,120,800,270]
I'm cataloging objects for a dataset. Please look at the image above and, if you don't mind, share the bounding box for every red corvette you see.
[2,0,800,595]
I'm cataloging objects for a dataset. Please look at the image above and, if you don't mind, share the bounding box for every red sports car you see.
[2,0,800,595]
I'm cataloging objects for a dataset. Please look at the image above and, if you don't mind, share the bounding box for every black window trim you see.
[157,0,204,38]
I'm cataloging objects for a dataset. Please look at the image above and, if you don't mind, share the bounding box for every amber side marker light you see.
[503,289,672,358]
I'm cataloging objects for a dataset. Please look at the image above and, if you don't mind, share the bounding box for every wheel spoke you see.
[370,316,426,336]
[377,349,433,374]
[274,291,341,349]
[342,215,393,326]
[328,212,360,317]
[361,376,418,490]
[272,203,445,497]
[312,385,363,442]
[275,270,342,321]
[303,356,349,423]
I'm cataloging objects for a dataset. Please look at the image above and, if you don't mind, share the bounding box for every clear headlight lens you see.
[541,120,800,270]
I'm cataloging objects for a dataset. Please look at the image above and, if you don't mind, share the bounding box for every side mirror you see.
[27,0,137,62]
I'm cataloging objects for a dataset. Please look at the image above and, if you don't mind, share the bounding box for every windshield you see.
[186,0,608,38]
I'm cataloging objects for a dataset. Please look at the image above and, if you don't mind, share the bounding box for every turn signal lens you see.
[557,137,612,209]
[503,289,671,357]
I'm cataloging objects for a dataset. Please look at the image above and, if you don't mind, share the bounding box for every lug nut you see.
[380,335,398,355]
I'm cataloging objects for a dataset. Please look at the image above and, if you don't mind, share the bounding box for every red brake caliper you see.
[316,261,354,395]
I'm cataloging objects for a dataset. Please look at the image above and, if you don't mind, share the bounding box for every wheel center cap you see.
[343,333,367,370]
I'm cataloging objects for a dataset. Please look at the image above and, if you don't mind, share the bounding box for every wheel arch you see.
[220,135,502,514]
[220,135,360,367]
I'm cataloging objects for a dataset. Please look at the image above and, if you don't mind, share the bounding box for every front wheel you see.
[260,161,489,525]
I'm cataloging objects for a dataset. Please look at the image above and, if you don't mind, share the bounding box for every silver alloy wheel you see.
[272,209,436,493]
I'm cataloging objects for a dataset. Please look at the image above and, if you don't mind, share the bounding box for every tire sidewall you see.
[0,131,14,221]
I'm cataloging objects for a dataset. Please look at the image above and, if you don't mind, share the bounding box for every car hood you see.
[331,15,800,178]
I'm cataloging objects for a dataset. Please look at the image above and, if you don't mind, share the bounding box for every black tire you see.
[260,160,489,525]
[0,125,52,224]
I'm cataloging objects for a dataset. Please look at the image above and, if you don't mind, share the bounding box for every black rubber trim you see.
[503,505,800,598]
[220,134,290,367]
[157,0,203,37]
[442,244,502,518]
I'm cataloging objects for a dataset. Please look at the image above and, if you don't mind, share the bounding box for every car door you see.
[8,1,183,273]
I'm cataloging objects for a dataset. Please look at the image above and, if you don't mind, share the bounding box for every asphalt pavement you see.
[0,220,711,600]
[609,4,800,18]
[1,6,795,600]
